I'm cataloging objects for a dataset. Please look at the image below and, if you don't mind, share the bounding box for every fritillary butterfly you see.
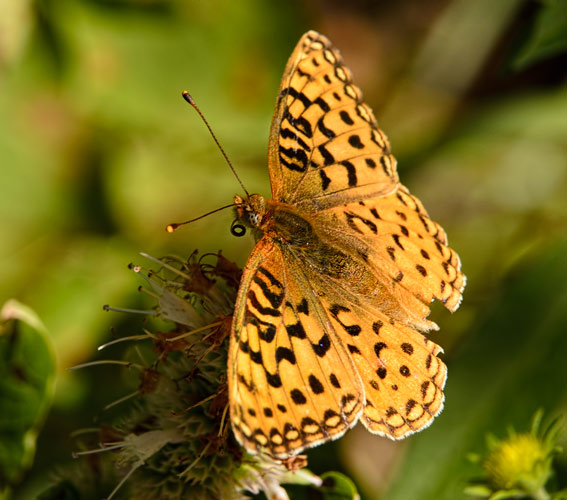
[228,31,465,458]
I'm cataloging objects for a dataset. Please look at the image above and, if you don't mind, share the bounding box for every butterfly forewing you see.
[268,31,399,210]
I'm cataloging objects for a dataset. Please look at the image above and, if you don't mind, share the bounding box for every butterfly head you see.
[234,194,269,231]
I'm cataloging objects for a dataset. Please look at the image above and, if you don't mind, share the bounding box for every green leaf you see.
[490,489,527,500]
[317,472,360,500]
[0,300,56,489]
[513,0,567,68]
[463,484,493,496]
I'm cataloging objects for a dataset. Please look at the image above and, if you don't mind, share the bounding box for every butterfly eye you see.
[231,220,246,237]
[249,212,261,226]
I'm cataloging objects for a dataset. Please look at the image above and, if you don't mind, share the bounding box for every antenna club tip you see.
[166,224,178,233]
[181,91,193,104]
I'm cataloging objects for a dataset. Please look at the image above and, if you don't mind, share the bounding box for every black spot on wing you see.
[345,211,377,234]
[318,144,335,166]
[312,333,331,356]
[329,304,362,336]
[284,87,312,110]
[401,343,414,355]
[421,381,430,399]
[280,127,311,152]
[286,321,307,339]
[279,145,308,172]
[283,108,312,138]
[248,290,281,317]
[319,169,331,191]
[374,342,387,357]
[276,347,296,365]
[297,298,309,315]
[317,116,336,139]
[254,267,284,308]
[348,344,361,354]
[392,234,404,250]
[266,371,282,388]
[314,97,330,112]
[416,264,427,277]
[348,134,364,149]
[249,348,262,364]
[290,388,307,405]
[372,320,383,334]
[339,110,354,125]
[301,417,321,435]
[246,316,276,343]
[405,399,417,416]
[323,409,342,428]
[308,374,325,394]
[380,156,391,176]
[340,160,357,187]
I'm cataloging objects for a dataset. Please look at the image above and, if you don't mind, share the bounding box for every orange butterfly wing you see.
[229,240,363,457]
[268,31,398,209]
[228,31,465,457]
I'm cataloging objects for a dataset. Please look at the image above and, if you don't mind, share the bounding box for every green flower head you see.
[466,410,566,500]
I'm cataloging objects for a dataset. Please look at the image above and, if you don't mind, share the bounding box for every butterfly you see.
[227,30,465,459]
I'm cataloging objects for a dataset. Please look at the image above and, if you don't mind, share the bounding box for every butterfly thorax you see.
[234,194,316,248]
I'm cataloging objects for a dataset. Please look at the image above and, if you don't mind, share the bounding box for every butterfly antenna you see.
[182,91,250,198]
[166,203,238,232]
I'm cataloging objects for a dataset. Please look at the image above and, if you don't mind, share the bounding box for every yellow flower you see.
[484,433,550,491]
[465,410,566,500]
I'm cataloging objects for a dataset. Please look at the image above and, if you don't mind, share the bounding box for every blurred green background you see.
[1,0,566,498]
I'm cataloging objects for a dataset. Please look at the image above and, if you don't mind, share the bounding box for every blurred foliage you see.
[513,0,567,68]
[0,0,565,499]
[0,301,55,495]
